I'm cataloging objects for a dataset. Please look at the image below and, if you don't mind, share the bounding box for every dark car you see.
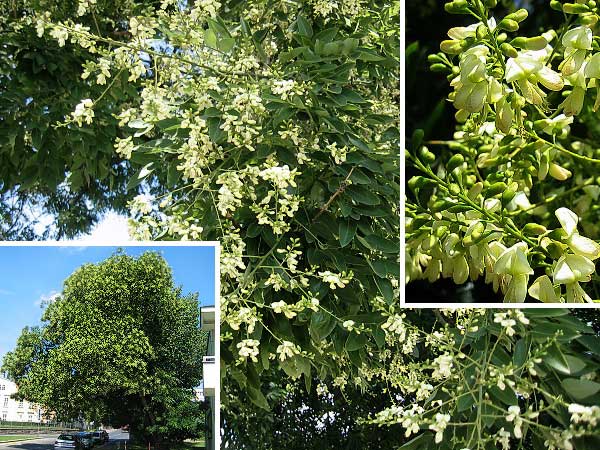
[91,430,109,445]
[54,434,83,449]
[76,432,93,449]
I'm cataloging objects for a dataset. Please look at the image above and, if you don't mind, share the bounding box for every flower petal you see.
[556,207,579,237]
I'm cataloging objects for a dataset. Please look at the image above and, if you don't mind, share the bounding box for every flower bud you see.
[419,147,436,163]
[538,150,550,180]
[446,153,465,173]
[495,97,514,134]
[549,163,572,181]
[440,40,463,54]
[453,255,470,284]
[498,19,519,32]
[502,187,517,206]
[408,176,435,191]
[435,225,448,238]
[550,0,563,11]
[455,109,470,123]
[430,63,449,72]
[506,9,529,23]
[510,36,548,51]
[431,199,453,212]
[469,221,486,242]
[407,216,430,232]
[484,0,497,7]
[500,43,519,58]
[444,0,469,14]
[448,183,460,196]
[523,223,548,235]
[427,54,444,63]
[580,13,598,26]
[485,182,507,197]
[476,24,488,40]
[562,3,591,14]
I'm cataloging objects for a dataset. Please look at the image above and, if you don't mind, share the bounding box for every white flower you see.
[556,208,600,260]
[494,242,534,302]
[271,301,297,319]
[236,339,260,363]
[506,405,523,438]
[49,27,69,47]
[561,26,593,76]
[495,428,511,450]
[494,311,517,336]
[505,50,564,104]
[114,136,135,159]
[71,98,94,126]
[428,413,450,444]
[529,275,560,303]
[432,353,453,380]
[569,403,600,426]
[276,340,300,361]
[553,254,595,285]
[319,270,352,289]
[342,320,355,331]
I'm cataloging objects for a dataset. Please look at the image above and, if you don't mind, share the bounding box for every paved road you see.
[0,429,129,450]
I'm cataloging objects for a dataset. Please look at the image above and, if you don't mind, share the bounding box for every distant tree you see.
[2,250,207,445]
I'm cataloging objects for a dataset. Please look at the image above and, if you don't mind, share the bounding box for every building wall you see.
[0,377,43,423]
[201,307,216,450]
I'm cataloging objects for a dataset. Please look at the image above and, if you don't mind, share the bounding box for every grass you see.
[124,440,205,450]
[0,435,38,443]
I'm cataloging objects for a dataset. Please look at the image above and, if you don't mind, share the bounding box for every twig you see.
[313,167,354,222]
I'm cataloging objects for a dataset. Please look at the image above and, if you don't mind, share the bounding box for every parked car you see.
[91,430,108,445]
[54,434,83,449]
[76,432,94,449]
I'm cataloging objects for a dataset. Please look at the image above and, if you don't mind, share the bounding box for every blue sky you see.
[0,245,216,363]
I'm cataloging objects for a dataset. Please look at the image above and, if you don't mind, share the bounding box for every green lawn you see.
[0,435,38,443]
[126,441,205,449]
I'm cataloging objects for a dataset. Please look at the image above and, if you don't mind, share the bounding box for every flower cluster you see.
[408,1,600,303]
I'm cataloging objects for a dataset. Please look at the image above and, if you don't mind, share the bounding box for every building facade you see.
[0,377,43,423]
[200,306,217,450]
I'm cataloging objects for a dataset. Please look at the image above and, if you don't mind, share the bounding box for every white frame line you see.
[0,241,221,448]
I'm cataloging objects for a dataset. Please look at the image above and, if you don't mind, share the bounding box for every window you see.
[0,385,4,391]
[3,397,7,408]
[18,400,23,408]
[1,413,6,421]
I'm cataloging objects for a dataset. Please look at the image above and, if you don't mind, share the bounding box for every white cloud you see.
[35,291,60,307]
[76,211,131,243]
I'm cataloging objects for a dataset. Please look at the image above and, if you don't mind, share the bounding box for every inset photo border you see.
[401,1,600,308]
[0,241,220,450]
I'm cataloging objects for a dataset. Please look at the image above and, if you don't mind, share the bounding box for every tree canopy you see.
[2,250,207,444]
